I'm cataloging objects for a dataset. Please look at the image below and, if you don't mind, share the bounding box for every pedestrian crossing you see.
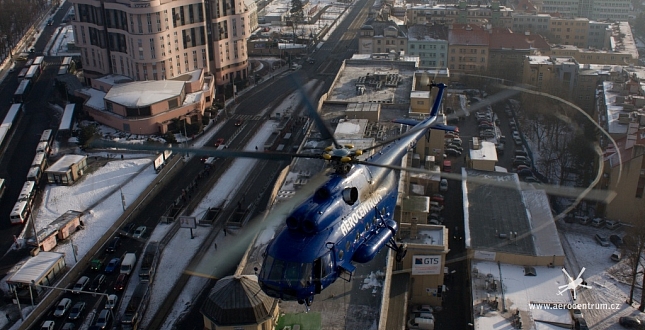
[233,114,263,121]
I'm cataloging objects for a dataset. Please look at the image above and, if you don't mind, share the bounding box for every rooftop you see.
[46,155,87,173]
[105,80,185,107]
[472,261,572,330]
[489,29,551,50]
[469,141,498,162]
[448,24,490,46]
[78,88,107,111]
[7,252,65,285]
[463,169,563,257]
[94,74,132,87]
[407,24,448,42]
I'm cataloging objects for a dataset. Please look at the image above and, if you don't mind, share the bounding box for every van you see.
[591,217,605,227]
[120,253,137,275]
[611,250,622,261]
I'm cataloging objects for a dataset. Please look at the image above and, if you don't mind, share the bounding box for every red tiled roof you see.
[448,24,490,46]
[516,0,537,13]
[489,29,551,50]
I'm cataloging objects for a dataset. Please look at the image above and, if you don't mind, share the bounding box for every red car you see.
[214,138,225,147]
[114,273,127,291]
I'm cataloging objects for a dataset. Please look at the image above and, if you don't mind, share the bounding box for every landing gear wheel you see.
[395,244,407,262]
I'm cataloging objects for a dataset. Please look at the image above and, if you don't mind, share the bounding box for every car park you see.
[619,316,642,328]
[595,233,610,247]
[72,276,89,294]
[133,226,147,238]
[53,298,72,317]
[114,273,127,291]
[68,301,86,320]
[610,234,623,248]
[89,274,106,291]
[440,179,448,192]
[105,258,120,273]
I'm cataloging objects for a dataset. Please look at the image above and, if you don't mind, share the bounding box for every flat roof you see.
[7,252,65,284]
[334,119,368,139]
[105,80,185,107]
[472,261,572,330]
[463,169,535,255]
[79,87,107,111]
[602,81,628,135]
[46,155,86,173]
[470,141,498,161]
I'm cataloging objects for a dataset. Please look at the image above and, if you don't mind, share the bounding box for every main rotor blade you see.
[291,76,342,149]
[91,139,323,161]
[354,161,616,203]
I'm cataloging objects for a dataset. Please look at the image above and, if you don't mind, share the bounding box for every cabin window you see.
[321,252,333,277]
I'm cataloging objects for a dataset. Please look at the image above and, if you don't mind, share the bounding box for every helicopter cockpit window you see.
[285,262,312,287]
[267,256,286,282]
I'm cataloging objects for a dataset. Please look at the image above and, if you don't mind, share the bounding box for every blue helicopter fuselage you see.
[259,84,446,303]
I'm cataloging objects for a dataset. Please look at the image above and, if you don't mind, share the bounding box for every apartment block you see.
[405,1,513,28]
[447,24,490,73]
[406,25,448,69]
[358,18,408,55]
[488,30,550,82]
[521,56,579,99]
[547,17,589,48]
[71,0,257,87]
[510,13,551,34]
[541,0,630,21]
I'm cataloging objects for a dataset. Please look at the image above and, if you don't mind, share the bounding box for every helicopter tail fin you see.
[429,83,447,118]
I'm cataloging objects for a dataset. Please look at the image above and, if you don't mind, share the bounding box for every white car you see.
[133,226,147,238]
[53,298,72,317]
[105,294,118,309]
[440,179,448,192]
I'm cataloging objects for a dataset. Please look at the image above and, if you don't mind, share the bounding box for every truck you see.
[139,242,159,282]
[122,282,150,325]
[120,253,137,275]
[90,255,106,271]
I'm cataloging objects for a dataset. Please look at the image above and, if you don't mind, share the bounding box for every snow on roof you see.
[45,155,86,173]
[472,261,572,330]
[521,189,564,257]
[528,56,552,65]
[469,141,498,162]
[171,69,202,82]
[78,88,106,111]
[411,90,429,98]
[7,252,65,285]
[602,81,629,135]
[334,119,368,139]
[94,74,133,86]
[183,91,203,105]
[105,80,185,107]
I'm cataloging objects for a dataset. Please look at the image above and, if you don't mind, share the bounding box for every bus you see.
[40,129,53,144]
[25,65,40,80]
[3,103,22,126]
[31,152,47,172]
[13,80,31,103]
[27,166,42,183]
[33,56,45,70]
[24,59,34,67]
[10,200,29,224]
[59,104,75,134]
[17,181,36,203]
[36,141,50,154]
[17,67,28,80]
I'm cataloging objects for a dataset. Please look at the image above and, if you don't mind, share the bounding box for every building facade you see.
[358,19,408,55]
[71,0,257,87]
[541,0,630,20]
[547,17,589,48]
[406,25,448,69]
[510,13,551,34]
[447,24,490,73]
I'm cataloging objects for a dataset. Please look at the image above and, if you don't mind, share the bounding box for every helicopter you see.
[257,83,452,307]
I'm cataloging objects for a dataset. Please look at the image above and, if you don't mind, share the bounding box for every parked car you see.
[517,168,533,177]
[495,143,505,155]
[513,136,523,145]
[114,273,127,291]
[513,160,531,168]
[440,179,448,192]
[133,226,147,238]
[595,233,610,247]
[606,219,621,230]
[68,301,86,320]
[105,258,120,273]
[610,234,623,248]
[445,148,462,157]
[431,194,444,205]
[619,316,642,328]
[515,164,531,172]
[72,276,90,294]
[515,149,528,157]
[53,298,72,317]
[445,144,463,152]
[89,274,106,292]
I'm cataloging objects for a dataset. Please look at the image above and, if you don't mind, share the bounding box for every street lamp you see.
[30,280,111,305]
